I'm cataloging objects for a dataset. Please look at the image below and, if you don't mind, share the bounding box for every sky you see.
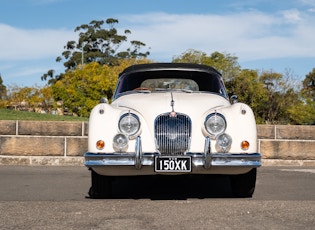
[0,0,315,87]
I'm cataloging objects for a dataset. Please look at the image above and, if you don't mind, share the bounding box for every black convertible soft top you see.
[113,62,227,100]
[119,63,222,78]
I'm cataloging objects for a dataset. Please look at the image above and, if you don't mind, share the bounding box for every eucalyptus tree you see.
[0,75,6,100]
[302,68,315,99]
[288,68,315,124]
[41,18,150,85]
[173,49,241,81]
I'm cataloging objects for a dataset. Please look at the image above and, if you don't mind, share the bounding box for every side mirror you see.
[230,95,238,104]
[100,97,108,104]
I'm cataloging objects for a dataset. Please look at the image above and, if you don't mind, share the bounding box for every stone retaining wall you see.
[0,121,88,166]
[257,125,315,166]
[0,121,314,166]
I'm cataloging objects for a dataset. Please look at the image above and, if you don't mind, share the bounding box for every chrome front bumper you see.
[84,136,261,175]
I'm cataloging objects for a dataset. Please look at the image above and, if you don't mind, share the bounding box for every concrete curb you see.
[0,156,84,166]
[261,159,315,167]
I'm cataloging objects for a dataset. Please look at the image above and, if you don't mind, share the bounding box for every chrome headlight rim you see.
[118,113,141,136]
[204,113,227,136]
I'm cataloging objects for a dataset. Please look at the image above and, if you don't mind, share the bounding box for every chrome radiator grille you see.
[154,113,191,155]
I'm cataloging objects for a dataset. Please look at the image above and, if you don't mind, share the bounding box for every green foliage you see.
[0,75,6,97]
[172,49,314,124]
[52,62,109,117]
[231,69,312,124]
[33,21,314,124]
[287,98,315,124]
[0,75,7,107]
[258,71,288,123]
[287,68,315,124]
[5,85,54,112]
[52,59,151,117]
[226,69,269,123]
[41,19,150,85]
[0,108,87,121]
[302,68,315,99]
[173,49,241,81]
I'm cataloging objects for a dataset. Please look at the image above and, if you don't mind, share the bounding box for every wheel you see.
[88,169,112,199]
[230,168,257,198]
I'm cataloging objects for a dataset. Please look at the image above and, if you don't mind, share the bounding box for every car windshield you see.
[114,69,227,99]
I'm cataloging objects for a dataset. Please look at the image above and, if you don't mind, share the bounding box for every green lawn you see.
[0,108,88,121]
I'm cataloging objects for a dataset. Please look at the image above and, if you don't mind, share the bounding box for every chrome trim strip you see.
[135,136,142,169]
[204,136,211,169]
[84,152,261,167]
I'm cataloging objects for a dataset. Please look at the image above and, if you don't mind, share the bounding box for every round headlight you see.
[205,113,226,136]
[119,113,140,136]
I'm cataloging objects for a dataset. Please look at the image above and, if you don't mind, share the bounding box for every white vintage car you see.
[84,63,261,198]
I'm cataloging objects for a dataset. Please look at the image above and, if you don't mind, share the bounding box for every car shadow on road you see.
[105,175,234,200]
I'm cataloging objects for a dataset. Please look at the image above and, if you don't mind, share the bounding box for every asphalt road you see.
[0,166,314,229]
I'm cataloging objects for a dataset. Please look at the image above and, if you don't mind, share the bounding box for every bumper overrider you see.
[84,136,261,175]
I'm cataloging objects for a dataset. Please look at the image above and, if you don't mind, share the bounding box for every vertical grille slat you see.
[154,113,191,155]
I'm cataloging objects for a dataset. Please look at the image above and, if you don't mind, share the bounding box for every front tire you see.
[230,168,257,198]
[88,169,112,199]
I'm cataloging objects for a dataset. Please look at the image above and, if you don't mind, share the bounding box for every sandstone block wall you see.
[0,121,314,165]
[0,121,88,165]
[257,125,315,161]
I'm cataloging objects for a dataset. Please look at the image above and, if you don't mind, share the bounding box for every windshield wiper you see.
[179,89,193,93]
[132,89,151,93]
[154,88,193,93]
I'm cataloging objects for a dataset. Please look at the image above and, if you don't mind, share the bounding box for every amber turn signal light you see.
[96,140,105,150]
[241,140,250,150]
